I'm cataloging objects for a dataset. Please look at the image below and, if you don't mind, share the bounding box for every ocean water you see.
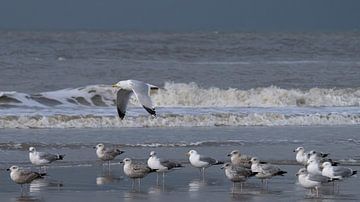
[0,31,360,201]
[1,31,360,128]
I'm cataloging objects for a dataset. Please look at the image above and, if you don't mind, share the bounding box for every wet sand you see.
[0,126,359,201]
[0,163,359,202]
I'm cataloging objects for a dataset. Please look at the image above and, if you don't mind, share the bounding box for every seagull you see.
[94,143,124,169]
[122,158,156,189]
[186,149,223,179]
[221,162,256,191]
[112,79,158,119]
[307,150,329,162]
[306,159,322,176]
[296,167,334,197]
[293,147,309,165]
[227,150,252,168]
[7,165,46,192]
[250,157,287,185]
[321,162,357,180]
[147,151,183,184]
[29,147,64,172]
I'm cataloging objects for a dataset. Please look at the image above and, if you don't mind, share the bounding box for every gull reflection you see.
[29,178,63,193]
[96,171,122,185]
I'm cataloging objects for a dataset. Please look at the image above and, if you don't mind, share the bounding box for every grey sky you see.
[0,0,359,31]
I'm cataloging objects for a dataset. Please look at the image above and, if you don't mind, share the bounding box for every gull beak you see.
[227,154,231,157]
[293,150,296,152]
[295,173,299,176]
[112,84,118,88]
[93,146,97,149]
[6,168,10,171]
[220,165,225,169]
[185,152,190,157]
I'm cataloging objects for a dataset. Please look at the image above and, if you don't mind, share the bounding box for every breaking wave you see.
[1,82,360,108]
[1,113,360,129]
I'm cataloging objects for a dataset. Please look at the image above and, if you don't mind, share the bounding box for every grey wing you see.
[308,174,330,183]
[116,89,132,119]
[19,170,42,182]
[233,166,253,176]
[104,148,122,158]
[261,164,279,173]
[199,155,217,165]
[38,152,59,162]
[131,81,156,116]
[160,159,179,169]
[132,163,151,174]
[333,167,352,177]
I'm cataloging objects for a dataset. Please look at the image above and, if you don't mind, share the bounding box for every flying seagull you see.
[112,79,158,119]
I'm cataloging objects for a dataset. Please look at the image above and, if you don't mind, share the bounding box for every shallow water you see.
[0,126,359,201]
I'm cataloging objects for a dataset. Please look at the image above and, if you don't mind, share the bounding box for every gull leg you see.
[156,173,159,185]
[202,168,205,181]
[162,172,165,185]
[138,179,141,190]
[315,187,319,197]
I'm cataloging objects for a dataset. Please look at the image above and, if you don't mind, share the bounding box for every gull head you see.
[6,165,19,172]
[149,151,157,157]
[293,147,304,153]
[122,158,132,165]
[228,150,240,157]
[321,161,332,169]
[221,162,231,169]
[296,168,307,176]
[250,157,259,164]
[94,143,104,150]
[29,147,36,153]
[112,80,129,89]
[186,150,197,157]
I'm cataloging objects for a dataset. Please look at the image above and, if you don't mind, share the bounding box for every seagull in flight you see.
[112,79,158,119]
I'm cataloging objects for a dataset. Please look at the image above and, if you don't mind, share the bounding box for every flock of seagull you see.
[6,144,357,197]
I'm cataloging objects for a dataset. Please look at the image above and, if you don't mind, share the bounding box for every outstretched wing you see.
[131,81,156,116]
[116,89,132,119]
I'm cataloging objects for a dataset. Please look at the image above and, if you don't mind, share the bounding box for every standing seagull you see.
[321,162,357,180]
[293,147,309,165]
[29,147,64,172]
[187,150,223,179]
[147,151,183,185]
[112,79,158,119]
[122,158,156,190]
[221,162,256,192]
[296,168,334,197]
[250,157,287,186]
[7,165,46,193]
[94,143,124,169]
[227,150,252,168]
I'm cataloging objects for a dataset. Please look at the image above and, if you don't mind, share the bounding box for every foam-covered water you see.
[1,82,360,128]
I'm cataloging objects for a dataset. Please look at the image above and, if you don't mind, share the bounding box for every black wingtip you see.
[58,154,65,160]
[250,172,258,177]
[352,170,357,176]
[116,149,125,154]
[277,171,287,176]
[215,161,224,165]
[143,106,156,116]
[117,109,126,120]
